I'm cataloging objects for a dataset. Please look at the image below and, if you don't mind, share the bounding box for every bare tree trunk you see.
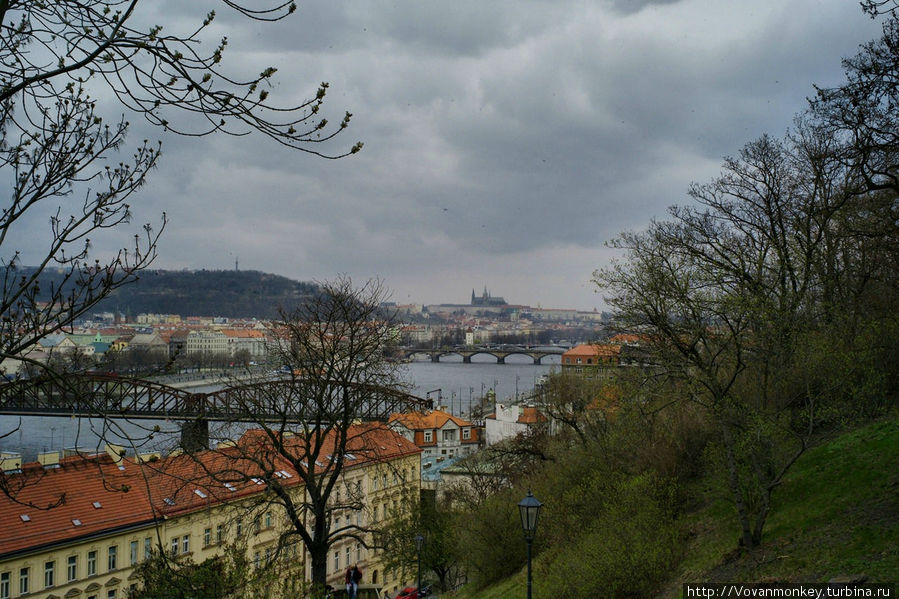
[721,421,754,548]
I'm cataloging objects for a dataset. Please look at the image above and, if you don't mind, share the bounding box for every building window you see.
[67,556,77,582]
[107,590,116,599]
[171,538,179,556]
[236,519,243,536]
[356,543,362,562]
[264,511,272,529]
[216,524,224,544]
[253,552,260,569]
[345,547,351,567]
[204,528,211,546]
[443,429,456,441]
[333,551,339,573]
[130,540,139,565]
[108,545,118,571]
[462,428,471,440]
[18,568,28,595]
[424,431,432,443]
[182,535,190,554]
[44,561,54,588]
[253,515,261,533]
[144,537,152,561]
[0,571,9,599]
[87,551,97,576]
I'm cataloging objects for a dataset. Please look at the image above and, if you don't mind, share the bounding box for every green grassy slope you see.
[666,417,899,592]
[453,417,899,598]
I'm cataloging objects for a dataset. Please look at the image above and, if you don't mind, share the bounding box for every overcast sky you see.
[13,1,887,311]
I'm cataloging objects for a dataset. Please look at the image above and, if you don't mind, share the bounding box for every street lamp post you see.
[414,533,424,599]
[518,491,543,599]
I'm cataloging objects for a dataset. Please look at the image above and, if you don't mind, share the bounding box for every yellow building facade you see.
[0,427,421,599]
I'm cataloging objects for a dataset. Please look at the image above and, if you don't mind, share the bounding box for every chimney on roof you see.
[38,451,60,467]
[0,452,22,471]
[136,452,161,464]
[62,447,94,458]
[104,443,126,464]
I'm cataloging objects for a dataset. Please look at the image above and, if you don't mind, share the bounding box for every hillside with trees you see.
[28,268,320,319]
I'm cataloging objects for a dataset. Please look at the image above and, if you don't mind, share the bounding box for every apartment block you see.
[0,426,420,598]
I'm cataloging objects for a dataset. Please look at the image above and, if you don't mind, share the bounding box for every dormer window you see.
[423,431,432,443]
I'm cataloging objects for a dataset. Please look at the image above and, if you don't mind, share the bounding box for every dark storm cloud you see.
[605,0,685,16]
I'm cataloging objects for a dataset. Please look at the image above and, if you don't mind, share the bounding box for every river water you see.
[0,355,560,461]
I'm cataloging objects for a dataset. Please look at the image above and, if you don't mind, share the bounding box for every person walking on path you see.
[345,564,363,599]
[345,567,355,599]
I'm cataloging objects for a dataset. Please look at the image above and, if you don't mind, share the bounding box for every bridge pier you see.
[181,419,209,452]
[533,356,542,365]
[463,355,471,363]
[497,356,505,364]
[431,354,440,363]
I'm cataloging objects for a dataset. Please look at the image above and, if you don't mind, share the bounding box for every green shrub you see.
[534,472,680,598]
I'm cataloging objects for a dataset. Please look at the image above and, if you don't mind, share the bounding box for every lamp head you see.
[518,490,543,539]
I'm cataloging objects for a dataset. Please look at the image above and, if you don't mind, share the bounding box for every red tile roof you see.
[388,409,473,431]
[563,343,621,359]
[0,425,420,557]
[0,454,157,559]
[517,406,547,425]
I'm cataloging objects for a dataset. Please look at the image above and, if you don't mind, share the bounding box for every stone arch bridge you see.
[402,346,564,364]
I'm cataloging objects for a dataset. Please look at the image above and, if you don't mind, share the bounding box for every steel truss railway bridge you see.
[0,374,431,451]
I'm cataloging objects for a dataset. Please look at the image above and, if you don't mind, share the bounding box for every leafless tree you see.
[0,0,360,378]
[162,278,423,591]
[594,129,855,548]
[811,10,899,194]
